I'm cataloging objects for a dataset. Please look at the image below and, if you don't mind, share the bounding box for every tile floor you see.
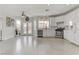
[0,36,79,55]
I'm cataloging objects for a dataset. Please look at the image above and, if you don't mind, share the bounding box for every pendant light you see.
[22,11,29,21]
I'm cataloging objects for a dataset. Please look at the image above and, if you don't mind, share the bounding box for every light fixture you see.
[22,11,25,16]
[22,11,29,21]
[69,21,73,26]
[25,16,29,21]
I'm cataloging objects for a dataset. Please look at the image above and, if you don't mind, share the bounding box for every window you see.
[38,20,49,29]
[16,20,21,30]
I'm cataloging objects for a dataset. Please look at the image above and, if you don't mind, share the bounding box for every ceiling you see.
[0,4,78,17]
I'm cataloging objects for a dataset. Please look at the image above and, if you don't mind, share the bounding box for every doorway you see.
[15,16,33,36]
[21,22,33,36]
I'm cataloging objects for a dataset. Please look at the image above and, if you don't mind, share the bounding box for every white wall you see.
[63,8,79,45]
[0,17,3,40]
[0,16,15,40]
[34,16,55,37]
[0,17,2,30]
[47,16,65,37]
[43,17,56,37]
[2,17,15,40]
[51,8,79,45]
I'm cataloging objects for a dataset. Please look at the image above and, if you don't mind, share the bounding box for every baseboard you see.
[43,36,55,38]
[64,39,79,47]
